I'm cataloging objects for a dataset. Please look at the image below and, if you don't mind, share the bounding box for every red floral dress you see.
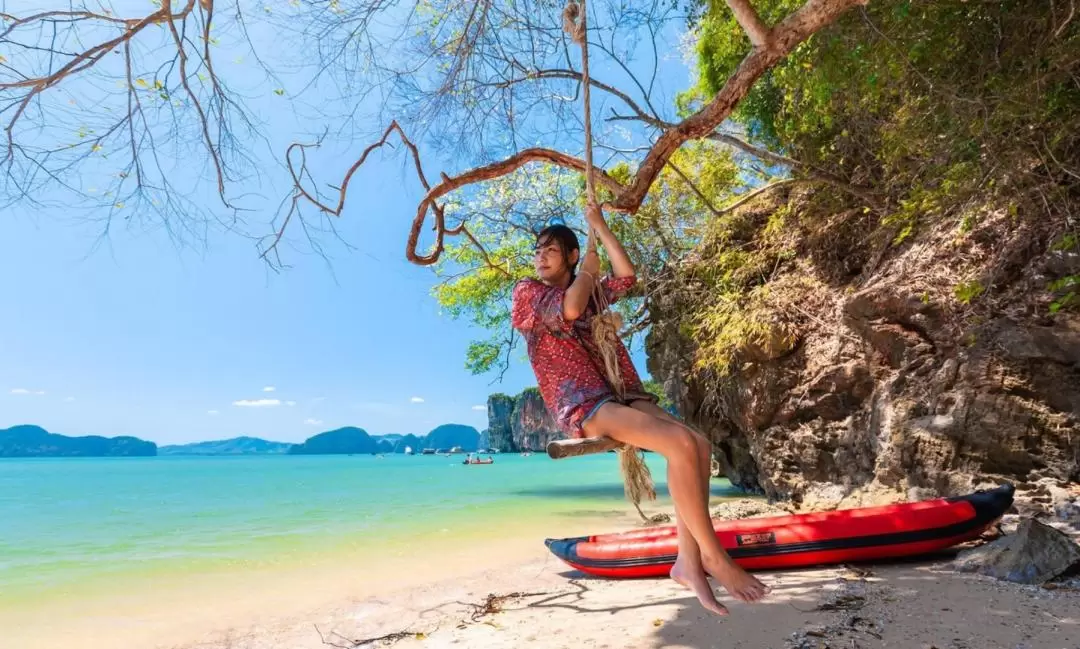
[510,274,657,438]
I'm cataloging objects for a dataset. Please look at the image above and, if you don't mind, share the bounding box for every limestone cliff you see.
[486,388,561,452]
[646,188,1080,510]
[486,394,517,451]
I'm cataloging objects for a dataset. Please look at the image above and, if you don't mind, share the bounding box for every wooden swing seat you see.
[546,436,622,459]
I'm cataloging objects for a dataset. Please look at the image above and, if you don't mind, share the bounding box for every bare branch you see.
[458,225,515,279]
[406,145,625,265]
[0,0,250,238]
[707,132,883,209]
[271,116,625,268]
[716,178,802,215]
[665,160,725,217]
[501,65,661,125]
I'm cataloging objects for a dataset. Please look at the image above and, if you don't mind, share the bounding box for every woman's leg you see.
[626,401,718,603]
[627,402,723,612]
[582,402,769,609]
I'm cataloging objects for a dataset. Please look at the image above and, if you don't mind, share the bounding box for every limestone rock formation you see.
[646,192,1080,509]
[486,389,560,452]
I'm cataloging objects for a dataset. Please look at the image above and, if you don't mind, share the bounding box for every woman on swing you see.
[511,204,770,615]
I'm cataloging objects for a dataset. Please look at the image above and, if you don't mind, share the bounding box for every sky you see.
[0,1,692,445]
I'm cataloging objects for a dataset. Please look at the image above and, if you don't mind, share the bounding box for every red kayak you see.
[545,484,1013,578]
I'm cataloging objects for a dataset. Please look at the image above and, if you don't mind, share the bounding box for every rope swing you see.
[561,0,657,519]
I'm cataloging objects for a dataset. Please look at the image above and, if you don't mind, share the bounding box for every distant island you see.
[1,423,482,458]
[0,425,156,457]
[158,436,292,456]
[288,424,480,455]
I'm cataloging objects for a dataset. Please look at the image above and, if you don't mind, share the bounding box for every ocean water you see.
[0,453,738,609]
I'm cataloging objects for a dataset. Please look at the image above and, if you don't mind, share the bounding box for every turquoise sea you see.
[1,453,738,613]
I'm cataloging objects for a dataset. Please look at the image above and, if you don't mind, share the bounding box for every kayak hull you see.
[545,484,1014,578]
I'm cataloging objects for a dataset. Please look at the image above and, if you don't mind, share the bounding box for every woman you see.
[511,205,770,615]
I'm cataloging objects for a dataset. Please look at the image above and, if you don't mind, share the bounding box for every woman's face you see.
[534,234,579,284]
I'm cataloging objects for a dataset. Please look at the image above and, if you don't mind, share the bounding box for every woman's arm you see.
[586,204,634,278]
[562,245,600,321]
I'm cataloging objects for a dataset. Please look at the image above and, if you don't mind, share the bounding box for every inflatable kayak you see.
[545,484,1014,578]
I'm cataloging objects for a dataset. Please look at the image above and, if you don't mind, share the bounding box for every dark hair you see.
[535,224,581,276]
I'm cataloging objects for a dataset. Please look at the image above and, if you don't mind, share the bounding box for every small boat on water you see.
[404,446,414,455]
[463,453,494,465]
[421,448,435,455]
[546,484,1014,579]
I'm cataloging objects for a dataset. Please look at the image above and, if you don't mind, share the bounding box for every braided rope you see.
[562,0,656,513]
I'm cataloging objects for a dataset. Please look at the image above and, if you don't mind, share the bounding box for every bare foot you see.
[702,553,770,603]
[670,557,729,615]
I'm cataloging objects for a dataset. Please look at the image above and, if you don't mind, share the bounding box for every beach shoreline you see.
[1,507,642,649]
[9,509,1079,649]
[0,452,692,649]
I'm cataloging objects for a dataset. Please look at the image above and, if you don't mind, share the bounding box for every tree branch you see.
[612,0,869,213]
[274,118,626,267]
[718,178,802,214]
[407,146,625,264]
[269,0,867,268]
[726,0,772,49]
[502,65,662,126]
[458,224,514,279]
[707,132,883,209]
[0,0,243,229]
[665,160,725,217]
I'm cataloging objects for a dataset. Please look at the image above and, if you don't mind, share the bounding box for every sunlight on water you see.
[0,453,740,606]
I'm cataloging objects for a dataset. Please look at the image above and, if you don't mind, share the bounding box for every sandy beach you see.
[12,505,1078,649]
[180,545,1079,649]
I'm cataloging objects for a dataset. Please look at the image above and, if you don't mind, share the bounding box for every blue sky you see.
[0,2,690,444]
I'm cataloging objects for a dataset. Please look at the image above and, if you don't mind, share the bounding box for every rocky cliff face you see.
[487,394,517,451]
[647,193,1080,510]
[486,389,561,452]
[512,389,561,451]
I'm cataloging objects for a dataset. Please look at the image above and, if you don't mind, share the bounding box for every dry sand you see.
[196,526,1079,649]
[179,552,1080,649]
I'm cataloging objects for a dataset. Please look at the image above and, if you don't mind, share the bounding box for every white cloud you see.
[471,405,486,411]
[207,409,219,415]
[65,397,76,402]
[410,396,425,403]
[10,388,45,396]
[263,386,276,392]
[285,400,296,407]
[311,396,326,403]
[232,399,281,408]
[304,418,324,426]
